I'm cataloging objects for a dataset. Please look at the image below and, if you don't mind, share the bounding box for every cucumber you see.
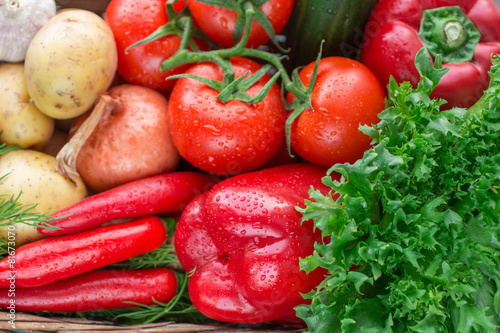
[284,0,379,69]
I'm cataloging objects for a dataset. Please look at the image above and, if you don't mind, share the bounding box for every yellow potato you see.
[0,63,55,149]
[0,149,87,245]
[24,9,118,119]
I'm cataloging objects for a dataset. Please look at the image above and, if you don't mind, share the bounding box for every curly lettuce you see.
[297,49,500,333]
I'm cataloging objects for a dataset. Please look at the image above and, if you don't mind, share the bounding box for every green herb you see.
[0,143,61,253]
[0,240,9,258]
[65,271,208,325]
[108,244,180,270]
[0,185,62,229]
[297,49,500,332]
[61,218,208,325]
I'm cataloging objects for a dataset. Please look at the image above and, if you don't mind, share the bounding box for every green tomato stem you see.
[161,47,309,101]
[160,0,310,102]
[178,17,192,52]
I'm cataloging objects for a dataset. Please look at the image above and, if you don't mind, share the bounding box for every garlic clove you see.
[0,0,56,62]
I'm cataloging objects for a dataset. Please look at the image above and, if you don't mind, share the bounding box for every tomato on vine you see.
[187,0,294,48]
[105,0,198,93]
[167,57,286,175]
[287,57,386,167]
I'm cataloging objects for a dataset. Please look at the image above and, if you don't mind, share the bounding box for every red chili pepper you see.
[360,0,500,109]
[0,268,177,312]
[0,216,166,288]
[174,163,339,324]
[39,171,215,236]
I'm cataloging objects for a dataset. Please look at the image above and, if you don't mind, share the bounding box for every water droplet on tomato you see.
[203,124,221,136]
[220,16,229,29]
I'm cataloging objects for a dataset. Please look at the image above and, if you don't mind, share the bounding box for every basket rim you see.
[0,310,304,332]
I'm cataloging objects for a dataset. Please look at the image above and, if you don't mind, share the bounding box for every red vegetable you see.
[39,171,215,236]
[168,57,286,175]
[0,216,166,288]
[287,57,386,167]
[187,0,295,48]
[360,0,500,109]
[0,268,177,312]
[174,163,339,323]
[104,0,191,93]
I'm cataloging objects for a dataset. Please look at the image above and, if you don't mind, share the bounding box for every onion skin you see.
[70,84,180,193]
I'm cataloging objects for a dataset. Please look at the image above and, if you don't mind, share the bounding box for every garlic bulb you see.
[0,0,56,62]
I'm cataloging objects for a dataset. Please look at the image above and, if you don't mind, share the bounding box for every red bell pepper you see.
[360,0,500,109]
[0,216,166,288]
[174,163,339,324]
[0,268,177,312]
[40,171,215,236]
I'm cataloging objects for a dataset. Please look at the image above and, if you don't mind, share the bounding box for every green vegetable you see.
[297,49,500,332]
[284,0,379,69]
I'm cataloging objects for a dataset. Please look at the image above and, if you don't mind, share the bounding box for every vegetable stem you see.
[55,95,116,186]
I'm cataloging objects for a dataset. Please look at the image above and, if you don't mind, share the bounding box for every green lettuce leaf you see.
[298,49,500,332]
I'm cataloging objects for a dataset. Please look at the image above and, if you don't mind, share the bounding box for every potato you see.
[0,149,87,245]
[0,63,55,149]
[24,9,118,119]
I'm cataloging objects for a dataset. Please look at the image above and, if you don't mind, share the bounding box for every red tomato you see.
[187,0,295,48]
[287,57,386,167]
[168,57,286,175]
[104,0,190,93]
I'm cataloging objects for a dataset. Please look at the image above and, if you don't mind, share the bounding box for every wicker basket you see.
[1,311,303,332]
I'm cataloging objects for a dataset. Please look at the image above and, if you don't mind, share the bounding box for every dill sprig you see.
[56,271,208,325]
[108,243,181,270]
[53,219,207,325]
[0,143,62,231]
[0,188,63,229]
